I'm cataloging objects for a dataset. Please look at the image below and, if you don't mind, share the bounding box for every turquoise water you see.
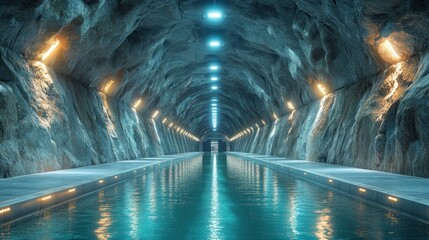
[1,153,428,239]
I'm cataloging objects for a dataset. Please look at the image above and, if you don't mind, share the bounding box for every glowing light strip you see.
[103,80,114,93]
[385,40,400,59]
[41,195,52,201]
[317,83,327,96]
[273,113,279,120]
[209,41,221,47]
[152,110,159,119]
[68,188,76,193]
[358,188,366,193]
[208,12,222,19]
[0,207,11,214]
[99,180,104,183]
[133,99,142,109]
[388,196,398,202]
[287,101,295,111]
[41,39,60,61]
[328,179,333,183]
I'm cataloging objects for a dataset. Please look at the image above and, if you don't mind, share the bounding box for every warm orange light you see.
[41,39,60,61]
[99,180,104,184]
[388,196,398,202]
[162,118,167,124]
[41,195,52,201]
[317,83,327,96]
[287,101,295,111]
[383,39,400,60]
[273,113,279,121]
[68,188,76,193]
[103,80,114,93]
[358,188,366,193]
[152,110,160,119]
[0,207,11,214]
[133,99,142,109]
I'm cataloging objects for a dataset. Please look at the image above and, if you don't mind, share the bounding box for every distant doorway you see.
[211,141,219,152]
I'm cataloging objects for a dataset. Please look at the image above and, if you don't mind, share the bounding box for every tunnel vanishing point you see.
[1,0,428,177]
[1,0,429,237]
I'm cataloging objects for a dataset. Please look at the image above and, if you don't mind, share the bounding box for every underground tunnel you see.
[0,0,429,239]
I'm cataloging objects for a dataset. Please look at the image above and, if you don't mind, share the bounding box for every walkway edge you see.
[0,152,203,225]
[227,152,429,222]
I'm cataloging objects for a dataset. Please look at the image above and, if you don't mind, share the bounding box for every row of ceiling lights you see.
[39,12,405,142]
[204,5,225,133]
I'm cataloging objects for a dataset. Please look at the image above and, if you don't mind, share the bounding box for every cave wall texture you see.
[0,0,429,177]
[0,48,197,177]
[231,55,429,177]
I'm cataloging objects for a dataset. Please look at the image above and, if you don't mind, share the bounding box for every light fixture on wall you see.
[151,110,160,119]
[286,101,295,111]
[317,83,328,96]
[273,113,279,121]
[103,80,114,93]
[133,99,142,109]
[41,39,60,62]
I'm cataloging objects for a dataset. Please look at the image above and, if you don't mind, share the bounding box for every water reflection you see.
[95,191,112,240]
[209,154,221,240]
[2,155,429,240]
[315,208,333,240]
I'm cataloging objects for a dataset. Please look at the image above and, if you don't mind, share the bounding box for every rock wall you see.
[0,48,197,178]
[232,54,429,178]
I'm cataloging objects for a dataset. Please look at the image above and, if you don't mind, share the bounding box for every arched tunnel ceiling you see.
[2,0,428,137]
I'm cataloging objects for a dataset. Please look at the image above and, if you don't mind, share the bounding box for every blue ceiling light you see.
[211,76,219,81]
[211,86,218,90]
[205,9,225,23]
[209,40,221,47]
[209,64,219,71]
[207,11,223,19]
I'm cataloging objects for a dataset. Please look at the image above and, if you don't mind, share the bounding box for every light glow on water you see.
[1,155,428,239]
[209,154,221,239]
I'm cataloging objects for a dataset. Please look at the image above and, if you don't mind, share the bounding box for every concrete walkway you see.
[228,152,429,222]
[0,152,202,225]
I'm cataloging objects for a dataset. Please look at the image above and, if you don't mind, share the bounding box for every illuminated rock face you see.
[0,1,428,176]
[0,49,196,177]
[232,57,429,177]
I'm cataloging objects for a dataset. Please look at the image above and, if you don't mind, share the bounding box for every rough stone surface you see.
[0,48,196,177]
[0,1,428,177]
[232,56,429,177]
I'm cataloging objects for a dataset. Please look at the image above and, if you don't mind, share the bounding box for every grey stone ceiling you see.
[1,0,428,137]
